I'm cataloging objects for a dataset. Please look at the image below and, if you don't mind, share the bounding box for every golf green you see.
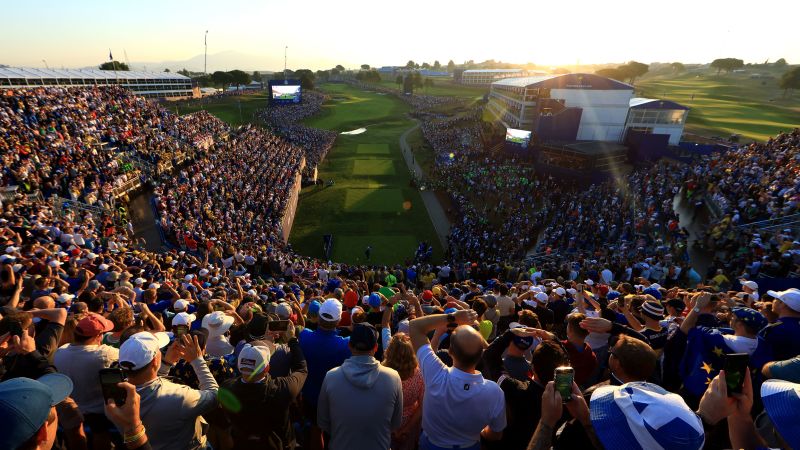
[288,83,442,265]
[352,159,396,176]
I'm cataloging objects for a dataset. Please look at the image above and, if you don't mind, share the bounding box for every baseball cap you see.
[350,323,378,351]
[554,287,566,296]
[762,380,800,449]
[56,293,75,304]
[343,290,359,308]
[509,322,534,350]
[75,313,115,337]
[732,307,768,331]
[0,374,74,449]
[319,298,342,322]
[643,287,662,300]
[584,279,595,286]
[238,343,271,381]
[202,311,234,337]
[740,280,758,290]
[172,312,196,326]
[275,302,292,320]
[307,300,321,317]
[641,301,664,320]
[534,292,549,304]
[767,288,800,312]
[246,312,270,340]
[119,331,170,371]
[422,290,434,301]
[590,382,704,450]
[173,299,190,312]
[368,292,381,308]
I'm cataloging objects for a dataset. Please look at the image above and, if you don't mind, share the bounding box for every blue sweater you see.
[299,327,350,405]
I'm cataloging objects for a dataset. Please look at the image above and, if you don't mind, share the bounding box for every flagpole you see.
[205,30,208,75]
[284,45,288,81]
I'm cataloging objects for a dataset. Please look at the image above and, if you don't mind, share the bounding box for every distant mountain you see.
[128,50,279,73]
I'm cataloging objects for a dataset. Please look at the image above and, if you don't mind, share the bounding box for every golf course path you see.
[400,122,451,250]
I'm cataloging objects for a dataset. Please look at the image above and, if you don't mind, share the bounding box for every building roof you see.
[463,69,524,74]
[0,67,190,80]
[629,97,689,110]
[492,73,633,90]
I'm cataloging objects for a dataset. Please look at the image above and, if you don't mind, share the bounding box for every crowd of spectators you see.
[3,84,800,450]
[257,91,336,173]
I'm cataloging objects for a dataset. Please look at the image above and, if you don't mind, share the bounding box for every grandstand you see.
[0,67,193,98]
[456,68,535,85]
[487,73,689,147]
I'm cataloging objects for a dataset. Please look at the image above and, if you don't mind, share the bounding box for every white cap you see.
[173,299,189,312]
[238,343,271,380]
[650,283,662,290]
[566,288,577,295]
[149,283,161,290]
[172,312,196,326]
[199,268,210,277]
[319,298,343,322]
[5,246,19,254]
[275,303,292,319]
[740,280,758,290]
[202,311,234,337]
[535,292,549,304]
[86,252,98,260]
[56,293,75,304]
[584,279,595,286]
[185,274,195,281]
[523,299,537,308]
[555,287,566,296]
[98,264,109,271]
[47,260,60,267]
[133,278,146,285]
[119,331,170,371]
[768,288,800,312]
[509,321,525,329]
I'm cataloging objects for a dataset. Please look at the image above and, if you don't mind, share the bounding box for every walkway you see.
[399,122,451,250]
[128,187,164,252]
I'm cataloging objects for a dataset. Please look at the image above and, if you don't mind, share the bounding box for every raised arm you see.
[409,310,477,351]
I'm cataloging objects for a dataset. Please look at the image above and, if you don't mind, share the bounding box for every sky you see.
[1,0,798,72]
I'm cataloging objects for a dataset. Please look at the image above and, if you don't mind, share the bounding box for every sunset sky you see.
[1,0,798,72]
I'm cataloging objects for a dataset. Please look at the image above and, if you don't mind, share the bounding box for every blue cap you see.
[368,293,381,308]
[732,307,768,331]
[308,300,321,316]
[607,291,621,301]
[0,374,73,449]
[643,287,662,300]
[444,307,458,314]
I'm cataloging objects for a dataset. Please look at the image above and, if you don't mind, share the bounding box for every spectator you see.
[381,332,425,450]
[0,374,74,450]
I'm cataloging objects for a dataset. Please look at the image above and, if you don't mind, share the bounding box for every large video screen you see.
[269,80,302,104]
[505,128,532,147]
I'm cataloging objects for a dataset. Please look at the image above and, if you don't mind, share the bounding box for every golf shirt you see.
[299,327,350,405]
[416,344,506,447]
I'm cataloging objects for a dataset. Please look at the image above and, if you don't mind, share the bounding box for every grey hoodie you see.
[318,354,403,450]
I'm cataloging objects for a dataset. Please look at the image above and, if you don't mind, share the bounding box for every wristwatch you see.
[693,306,701,313]
[446,313,457,328]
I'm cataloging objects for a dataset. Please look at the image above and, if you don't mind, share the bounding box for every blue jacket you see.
[299,327,350,405]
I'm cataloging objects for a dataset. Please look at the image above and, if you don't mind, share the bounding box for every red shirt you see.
[562,340,598,386]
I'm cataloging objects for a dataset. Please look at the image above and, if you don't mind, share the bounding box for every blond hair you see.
[381,332,418,380]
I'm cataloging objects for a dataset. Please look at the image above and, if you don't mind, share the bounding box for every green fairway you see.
[356,143,391,154]
[372,79,488,99]
[289,83,443,265]
[352,159,396,176]
[174,92,268,127]
[637,69,800,142]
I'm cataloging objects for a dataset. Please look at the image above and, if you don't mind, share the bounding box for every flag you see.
[109,49,113,61]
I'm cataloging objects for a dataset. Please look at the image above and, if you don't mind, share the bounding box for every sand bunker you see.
[340,128,366,135]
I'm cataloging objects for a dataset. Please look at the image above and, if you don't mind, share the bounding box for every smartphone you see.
[554,366,574,402]
[174,324,189,337]
[724,353,749,395]
[268,320,290,332]
[99,368,127,406]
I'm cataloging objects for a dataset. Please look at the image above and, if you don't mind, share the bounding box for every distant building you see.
[459,69,535,85]
[625,98,689,145]
[0,67,193,98]
[419,70,451,78]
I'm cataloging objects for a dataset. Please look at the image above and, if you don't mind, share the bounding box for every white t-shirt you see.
[416,344,506,447]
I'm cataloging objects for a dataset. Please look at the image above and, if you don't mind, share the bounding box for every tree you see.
[618,61,649,83]
[595,68,625,81]
[670,62,685,73]
[447,60,455,72]
[335,65,345,71]
[412,72,423,89]
[210,71,233,87]
[300,74,315,90]
[774,58,788,67]
[403,75,414,94]
[396,75,403,88]
[424,78,434,90]
[433,60,441,70]
[421,62,431,69]
[405,60,416,69]
[99,61,129,71]
[228,69,251,85]
[360,64,370,70]
[711,58,744,75]
[163,68,170,72]
[779,67,800,97]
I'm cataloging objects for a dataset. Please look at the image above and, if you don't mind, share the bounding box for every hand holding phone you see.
[268,320,290,333]
[723,353,749,395]
[554,366,574,402]
[174,324,189,337]
[99,368,128,406]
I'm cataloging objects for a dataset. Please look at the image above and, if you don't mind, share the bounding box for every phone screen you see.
[724,353,749,395]
[174,324,189,337]
[268,320,290,332]
[99,369,127,406]
[554,367,574,402]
